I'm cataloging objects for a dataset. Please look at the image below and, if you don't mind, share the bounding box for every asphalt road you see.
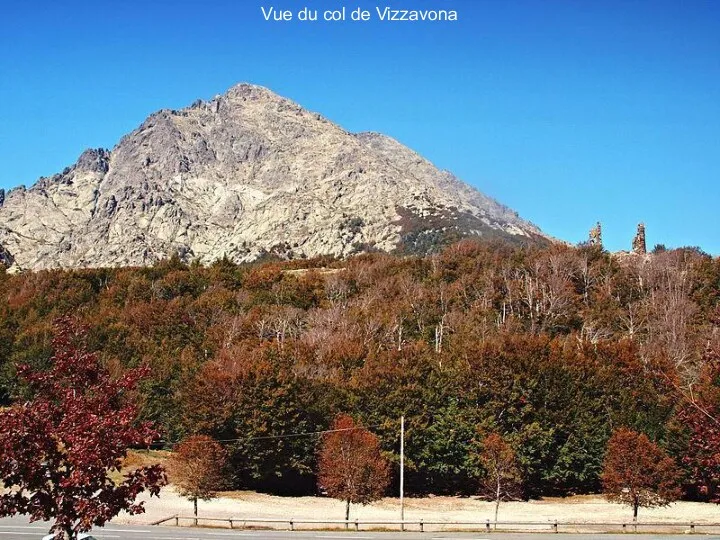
[1,517,719,540]
[0,517,720,540]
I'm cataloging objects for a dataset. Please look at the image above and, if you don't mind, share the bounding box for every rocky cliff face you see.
[0,84,549,271]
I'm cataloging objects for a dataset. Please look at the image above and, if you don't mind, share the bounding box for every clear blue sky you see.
[1,0,718,253]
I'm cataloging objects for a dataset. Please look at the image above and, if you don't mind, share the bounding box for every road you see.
[1,517,718,540]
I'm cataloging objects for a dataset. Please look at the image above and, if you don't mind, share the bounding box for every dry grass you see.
[109,449,170,485]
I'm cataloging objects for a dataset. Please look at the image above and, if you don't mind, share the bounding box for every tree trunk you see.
[194,496,198,526]
[494,477,501,529]
[633,498,639,532]
[345,499,350,530]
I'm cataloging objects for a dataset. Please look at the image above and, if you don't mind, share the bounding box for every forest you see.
[0,240,718,500]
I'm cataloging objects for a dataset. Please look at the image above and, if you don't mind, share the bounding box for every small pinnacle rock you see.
[589,222,602,247]
[632,223,647,255]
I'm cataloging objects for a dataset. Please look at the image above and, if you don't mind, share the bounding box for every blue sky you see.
[0,0,718,253]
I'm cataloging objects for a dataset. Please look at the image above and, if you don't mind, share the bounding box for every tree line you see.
[0,240,718,503]
[0,318,690,538]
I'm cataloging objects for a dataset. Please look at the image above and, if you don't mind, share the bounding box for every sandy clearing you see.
[115,487,720,531]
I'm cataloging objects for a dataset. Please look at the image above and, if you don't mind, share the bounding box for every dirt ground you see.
[116,487,720,531]
[115,452,719,532]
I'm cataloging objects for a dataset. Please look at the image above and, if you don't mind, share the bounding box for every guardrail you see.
[151,514,720,534]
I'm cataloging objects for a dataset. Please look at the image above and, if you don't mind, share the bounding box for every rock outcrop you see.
[0,244,13,268]
[588,222,602,247]
[0,84,550,271]
[632,223,647,255]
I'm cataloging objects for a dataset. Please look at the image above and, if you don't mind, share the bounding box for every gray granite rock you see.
[0,84,549,270]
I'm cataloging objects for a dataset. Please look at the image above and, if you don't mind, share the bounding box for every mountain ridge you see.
[0,83,549,271]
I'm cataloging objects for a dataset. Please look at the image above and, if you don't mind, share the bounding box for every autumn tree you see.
[179,345,327,495]
[317,414,390,523]
[678,345,720,501]
[0,318,166,540]
[602,428,681,522]
[169,435,228,522]
[476,432,522,526]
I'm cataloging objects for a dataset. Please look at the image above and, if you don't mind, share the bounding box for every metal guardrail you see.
[151,514,720,534]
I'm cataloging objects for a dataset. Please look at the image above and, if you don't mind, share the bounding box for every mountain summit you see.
[0,84,548,270]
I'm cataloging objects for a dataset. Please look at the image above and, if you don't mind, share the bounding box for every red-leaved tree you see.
[169,435,228,522]
[0,318,166,539]
[650,335,720,502]
[317,414,390,523]
[476,432,523,526]
[602,427,681,522]
[673,345,720,501]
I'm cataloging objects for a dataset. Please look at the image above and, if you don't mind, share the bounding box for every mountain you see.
[0,84,549,271]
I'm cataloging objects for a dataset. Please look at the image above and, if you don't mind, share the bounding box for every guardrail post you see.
[175,516,179,527]
[290,518,294,531]
[690,522,695,534]
[355,519,359,532]
[420,519,424,533]
[486,519,490,532]
[622,523,626,533]
[553,520,558,533]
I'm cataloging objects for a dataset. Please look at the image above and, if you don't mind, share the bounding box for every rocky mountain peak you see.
[226,82,284,100]
[0,84,550,271]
